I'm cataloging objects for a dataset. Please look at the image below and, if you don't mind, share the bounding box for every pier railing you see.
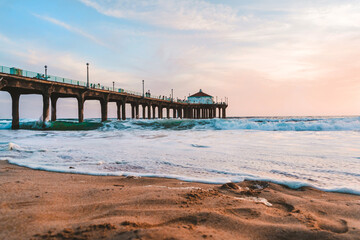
[0,65,226,105]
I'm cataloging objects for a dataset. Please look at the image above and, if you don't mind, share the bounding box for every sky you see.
[0,0,360,118]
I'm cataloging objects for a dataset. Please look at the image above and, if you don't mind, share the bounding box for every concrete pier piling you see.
[0,71,228,129]
[51,95,58,122]
[10,91,20,129]
[42,93,50,123]
[78,96,84,123]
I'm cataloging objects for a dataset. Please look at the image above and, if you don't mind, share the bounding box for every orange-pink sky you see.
[0,0,359,117]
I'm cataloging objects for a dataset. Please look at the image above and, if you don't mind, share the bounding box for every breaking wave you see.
[0,117,359,131]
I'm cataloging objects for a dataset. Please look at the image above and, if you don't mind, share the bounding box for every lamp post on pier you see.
[86,63,89,88]
[113,81,115,91]
[171,89,173,102]
[142,80,144,97]
[44,65,47,79]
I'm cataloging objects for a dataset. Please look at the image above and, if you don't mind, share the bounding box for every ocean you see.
[0,117,359,195]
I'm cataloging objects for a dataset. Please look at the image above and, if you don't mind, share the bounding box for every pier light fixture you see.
[142,80,144,97]
[86,63,89,88]
[44,65,47,79]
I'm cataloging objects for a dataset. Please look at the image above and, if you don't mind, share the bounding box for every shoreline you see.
[1,160,360,239]
[6,159,360,196]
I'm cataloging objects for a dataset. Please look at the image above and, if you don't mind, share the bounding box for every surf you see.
[0,116,359,131]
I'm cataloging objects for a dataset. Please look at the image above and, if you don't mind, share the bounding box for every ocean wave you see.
[4,159,360,195]
[0,117,359,131]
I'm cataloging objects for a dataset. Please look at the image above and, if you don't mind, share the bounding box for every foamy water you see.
[0,117,360,195]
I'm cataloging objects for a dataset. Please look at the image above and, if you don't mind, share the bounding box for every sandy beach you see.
[0,160,359,240]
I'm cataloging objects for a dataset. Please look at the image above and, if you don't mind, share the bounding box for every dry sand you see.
[0,160,359,240]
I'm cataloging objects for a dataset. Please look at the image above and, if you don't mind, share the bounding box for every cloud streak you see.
[33,14,105,46]
[79,0,239,31]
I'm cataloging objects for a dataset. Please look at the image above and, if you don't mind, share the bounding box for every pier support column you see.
[116,101,121,120]
[77,96,84,123]
[159,106,163,119]
[136,104,139,119]
[51,95,58,121]
[42,93,50,126]
[142,105,146,119]
[179,108,183,119]
[166,107,170,119]
[101,99,108,122]
[197,108,201,119]
[222,107,226,119]
[173,108,176,118]
[218,107,221,118]
[152,105,156,119]
[148,104,151,119]
[131,104,135,119]
[10,92,20,129]
[122,102,126,120]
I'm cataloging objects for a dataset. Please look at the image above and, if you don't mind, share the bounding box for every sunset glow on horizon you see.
[0,0,359,117]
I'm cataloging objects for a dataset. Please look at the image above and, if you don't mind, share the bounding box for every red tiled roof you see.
[189,90,212,97]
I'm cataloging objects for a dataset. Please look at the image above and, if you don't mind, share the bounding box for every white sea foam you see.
[0,117,360,195]
[0,117,360,131]
[8,142,21,151]
[234,197,273,207]
[144,185,202,190]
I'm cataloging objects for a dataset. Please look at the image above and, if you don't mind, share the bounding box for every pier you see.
[0,66,228,129]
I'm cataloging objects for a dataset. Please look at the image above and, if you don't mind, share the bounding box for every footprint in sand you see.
[272,200,295,212]
[318,218,349,234]
[226,208,261,219]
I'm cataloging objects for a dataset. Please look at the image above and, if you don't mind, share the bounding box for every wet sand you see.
[0,160,359,240]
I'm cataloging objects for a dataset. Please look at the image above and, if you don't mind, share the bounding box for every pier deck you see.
[0,66,227,129]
